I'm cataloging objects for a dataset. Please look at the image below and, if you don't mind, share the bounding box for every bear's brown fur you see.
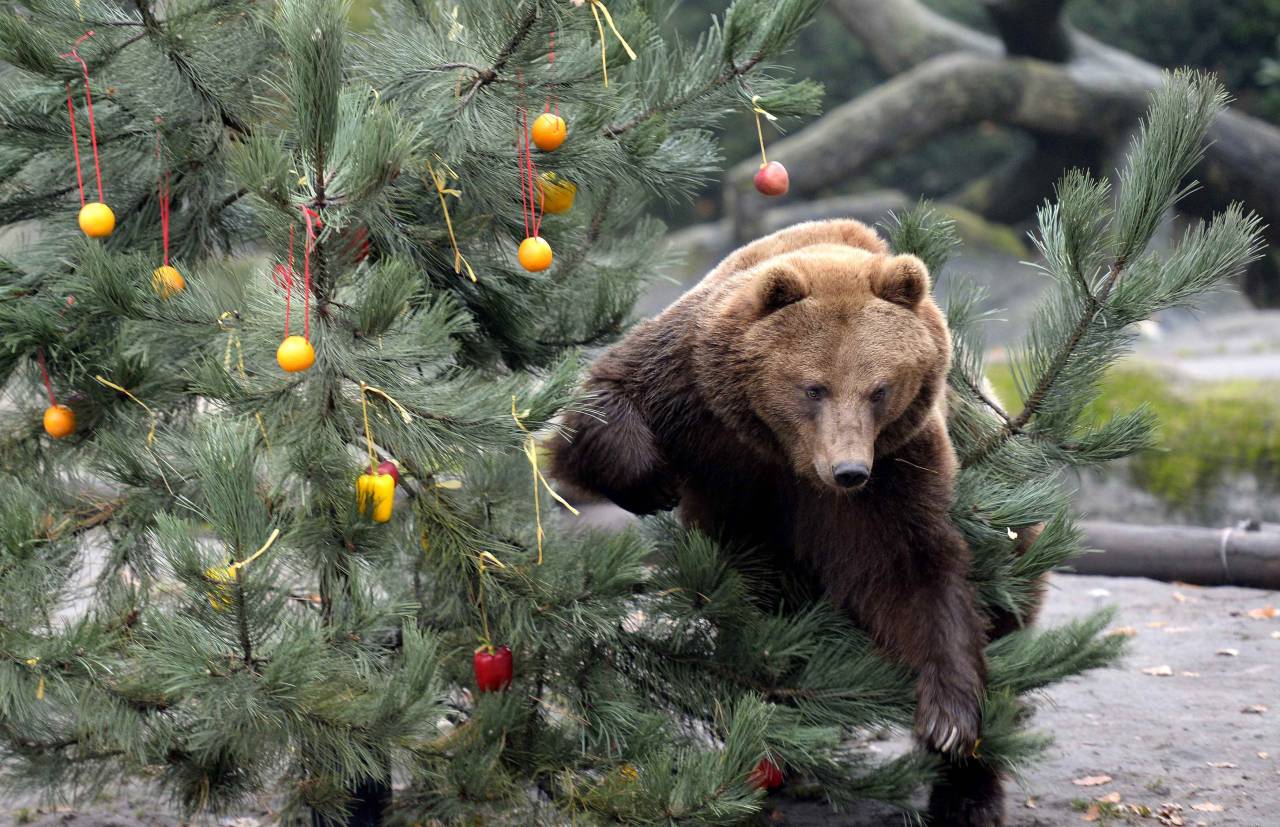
[551,220,1009,825]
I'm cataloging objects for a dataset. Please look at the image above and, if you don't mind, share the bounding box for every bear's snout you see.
[831,460,870,490]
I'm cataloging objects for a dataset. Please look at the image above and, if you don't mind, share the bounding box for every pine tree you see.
[0,0,1262,824]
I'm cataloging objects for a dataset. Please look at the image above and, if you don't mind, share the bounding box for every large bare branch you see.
[725,52,1280,258]
[826,0,999,74]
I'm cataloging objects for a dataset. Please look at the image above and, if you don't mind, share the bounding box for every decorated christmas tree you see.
[0,0,1263,824]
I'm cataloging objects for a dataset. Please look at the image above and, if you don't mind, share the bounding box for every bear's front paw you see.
[914,676,981,755]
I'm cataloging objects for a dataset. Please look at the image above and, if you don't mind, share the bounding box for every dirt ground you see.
[5,573,1276,827]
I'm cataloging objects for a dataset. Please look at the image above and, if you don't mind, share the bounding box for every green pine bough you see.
[0,0,1262,822]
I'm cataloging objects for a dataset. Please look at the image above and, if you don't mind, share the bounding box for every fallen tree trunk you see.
[1073,520,1280,589]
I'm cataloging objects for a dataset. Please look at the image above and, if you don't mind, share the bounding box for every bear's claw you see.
[914,679,981,756]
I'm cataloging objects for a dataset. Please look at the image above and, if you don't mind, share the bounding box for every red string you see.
[272,226,295,337]
[36,348,56,406]
[518,109,530,238]
[156,126,170,266]
[65,85,86,208]
[299,207,317,340]
[61,33,104,203]
[528,126,543,237]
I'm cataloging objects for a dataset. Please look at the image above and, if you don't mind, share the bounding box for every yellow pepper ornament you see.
[357,471,395,522]
[204,528,281,611]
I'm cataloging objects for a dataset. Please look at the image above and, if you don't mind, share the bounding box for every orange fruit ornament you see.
[151,265,185,298]
[518,236,553,272]
[276,335,315,373]
[78,202,115,238]
[43,404,76,439]
[536,172,576,214]
[531,113,567,151]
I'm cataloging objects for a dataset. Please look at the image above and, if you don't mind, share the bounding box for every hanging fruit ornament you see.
[151,131,184,298]
[276,335,315,373]
[78,202,115,238]
[356,470,395,522]
[35,349,74,439]
[63,35,114,238]
[750,758,784,791]
[203,529,280,612]
[473,644,513,692]
[537,172,576,214]
[43,404,76,439]
[518,236,553,272]
[749,96,789,197]
[531,112,567,151]
[152,266,185,298]
[274,212,317,373]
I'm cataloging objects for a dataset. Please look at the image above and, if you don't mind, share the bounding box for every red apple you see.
[753,161,789,197]
[374,459,400,485]
[749,758,784,791]
[473,645,513,692]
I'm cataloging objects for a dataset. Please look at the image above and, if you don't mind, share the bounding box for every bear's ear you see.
[872,254,930,308]
[753,264,810,315]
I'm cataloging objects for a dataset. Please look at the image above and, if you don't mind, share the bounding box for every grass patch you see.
[985,361,1280,514]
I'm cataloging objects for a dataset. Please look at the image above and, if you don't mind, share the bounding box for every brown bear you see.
[550,219,1007,826]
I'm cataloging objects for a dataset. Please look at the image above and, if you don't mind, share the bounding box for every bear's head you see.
[696,242,951,493]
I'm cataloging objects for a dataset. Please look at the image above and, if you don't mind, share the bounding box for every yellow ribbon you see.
[218,312,271,449]
[94,375,157,445]
[511,396,578,564]
[424,159,477,282]
[206,528,281,610]
[24,658,44,701]
[751,95,777,168]
[588,0,637,88]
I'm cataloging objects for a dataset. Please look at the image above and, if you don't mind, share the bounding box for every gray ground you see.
[7,573,1276,827]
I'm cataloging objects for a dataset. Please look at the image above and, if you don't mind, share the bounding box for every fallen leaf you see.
[1099,792,1122,804]
[1025,796,1037,809]
[1259,752,1270,759]
[1147,621,1169,629]
[1242,704,1268,714]
[1206,761,1237,768]
[1142,665,1174,677]
[1246,605,1277,619]
[1089,588,1111,598]
[1180,671,1201,677]
[1072,774,1113,787]
[1172,592,1187,603]
[1162,626,1193,633]
[1216,648,1239,657]
[1191,802,1224,813]
[1082,803,1101,822]
[1108,626,1138,637]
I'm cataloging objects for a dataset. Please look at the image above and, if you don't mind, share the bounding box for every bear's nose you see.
[832,461,870,490]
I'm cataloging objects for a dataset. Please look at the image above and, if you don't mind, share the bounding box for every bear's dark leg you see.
[927,756,1005,827]
[549,379,679,516]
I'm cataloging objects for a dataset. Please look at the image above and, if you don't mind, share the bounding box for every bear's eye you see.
[803,385,827,401]
[869,385,889,404]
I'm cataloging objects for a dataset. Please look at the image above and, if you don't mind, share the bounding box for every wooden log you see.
[1072,520,1280,589]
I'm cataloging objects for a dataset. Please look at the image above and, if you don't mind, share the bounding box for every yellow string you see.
[227,528,281,576]
[751,95,777,168]
[359,386,377,470]
[588,0,637,88]
[94,375,157,445]
[511,396,579,565]
[424,159,476,282]
[219,312,270,448]
[361,383,413,424]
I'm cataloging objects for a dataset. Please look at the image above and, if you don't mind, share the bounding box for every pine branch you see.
[963,257,1125,467]
[602,52,766,139]
[458,3,539,107]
